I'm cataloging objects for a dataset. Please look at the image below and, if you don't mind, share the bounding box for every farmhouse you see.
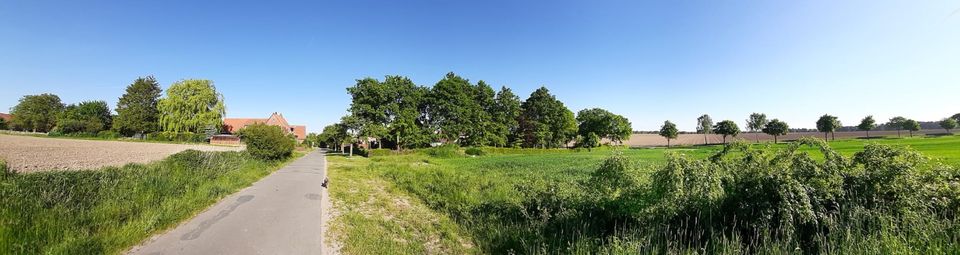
[217,112,307,145]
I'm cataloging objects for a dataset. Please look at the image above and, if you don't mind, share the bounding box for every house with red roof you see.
[0,113,11,123]
[218,112,307,145]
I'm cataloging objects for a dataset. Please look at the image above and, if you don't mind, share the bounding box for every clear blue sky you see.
[2,0,958,132]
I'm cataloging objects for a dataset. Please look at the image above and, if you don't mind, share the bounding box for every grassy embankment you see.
[0,150,303,254]
[328,135,960,254]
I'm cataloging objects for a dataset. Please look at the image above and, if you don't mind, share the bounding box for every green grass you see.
[327,154,477,254]
[327,135,960,254]
[0,150,302,254]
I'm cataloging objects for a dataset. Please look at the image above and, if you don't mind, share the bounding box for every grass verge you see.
[0,150,302,254]
[327,154,477,254]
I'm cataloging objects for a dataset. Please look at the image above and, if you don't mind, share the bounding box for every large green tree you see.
[10,93,64,132]
[427,72,488,146]
[518,87,577,148]
[762,119,789,143]
[903,119,921,137]
[952,113,960,123]
[157,79,225,133]
[576,108,632,145]
[659,120,678,147]
[318,123,348,150]
[490,86,522,147]
[346,77,390,148]
[888,116,907,138]
[696,114,713,145]
[56,101,112,134]
[746,113,767,142]
[816,114,840,140]
[940,118,958,134]
[713,120,740,144]
[858,116,876,138]
[113,76,162,136]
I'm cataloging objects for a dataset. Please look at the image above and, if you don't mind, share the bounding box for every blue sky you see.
[2,0,958,132]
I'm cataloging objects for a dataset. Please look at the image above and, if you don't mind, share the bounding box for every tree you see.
[576,108,632,145]
[56,101,112,134]
[746,113,767,143]
[318,124,348,151]
[904,119,921,137]
[577,132,600,149]
[157,79,225,133]
[762,119,789,143]
[340,115,364,156]
[953,113,960,123]
[888,116,907,138]
[696,114,713,145]
[9,93,64,132]
[857,116,876,138]
[712,120,740,144]
[425,73,482,146]
[113,76,162,136]
[816,114,840,141]
[940,118,958,134]
[517,87,577,148]
[658,120,678,147]
[490,86,522,147]
[0,117,6,130]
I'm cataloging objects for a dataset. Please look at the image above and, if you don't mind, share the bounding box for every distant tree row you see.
[312,72,632,151]
[4,77,226,138]
[657,113,958,146]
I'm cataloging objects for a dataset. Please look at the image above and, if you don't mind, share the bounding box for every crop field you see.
[0,134,241,173]
[328,135,960,254]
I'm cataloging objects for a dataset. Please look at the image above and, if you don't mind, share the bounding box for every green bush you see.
[96,130,120,139]
[420,144,462,158]
[238,123,295,160]
[464,147,486,156]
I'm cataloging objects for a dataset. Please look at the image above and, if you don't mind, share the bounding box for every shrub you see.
[238,123,295,160]
[421,144,462,158]
[465,147,486,156]
[96,130,120,139]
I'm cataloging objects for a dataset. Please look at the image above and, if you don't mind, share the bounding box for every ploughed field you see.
[0,134,241,172]
[624,130,955,147]
[328,135,960,254]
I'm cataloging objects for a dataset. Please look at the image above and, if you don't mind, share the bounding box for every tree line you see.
[4,77,227,139]
[311,72,633,151]
[657,113,960,146]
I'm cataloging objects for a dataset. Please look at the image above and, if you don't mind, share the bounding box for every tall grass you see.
[335,136,960,254]
[0,150,299,254]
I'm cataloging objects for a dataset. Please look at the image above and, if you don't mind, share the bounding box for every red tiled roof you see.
[223,118,267,133]
[0,113,11,122]
[292,125,306,141]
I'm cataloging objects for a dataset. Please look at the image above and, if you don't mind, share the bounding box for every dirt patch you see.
[0,135,242,173]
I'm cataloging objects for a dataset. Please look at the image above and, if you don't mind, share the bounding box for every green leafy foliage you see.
[518,87,577,148]
[576,108,632,145]
[145,132,207,143]
[858,115,876,137]
[490,86,522,147]
[762,119,789,143]
[888,116,908,137]
[464,147,486,156]
[421,144,462,158]
[658,120,678,146]
[54,101,112,134]
[942,118,958,133]
[816,114,841,140]
[9,93,64,132]
[0,117,7,130]
[238,123,296,160]
[903,119,921,137]
[113,76,162,136]
[157,79,225,133]
[712,120,740,143]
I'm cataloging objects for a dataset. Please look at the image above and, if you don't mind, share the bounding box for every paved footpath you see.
[129,151,328,255]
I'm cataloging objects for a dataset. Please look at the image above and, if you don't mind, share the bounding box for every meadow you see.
[327,135,960,254]
[0,150,301,254]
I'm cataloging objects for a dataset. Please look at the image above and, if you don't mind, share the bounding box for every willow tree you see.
[157,79,225,133]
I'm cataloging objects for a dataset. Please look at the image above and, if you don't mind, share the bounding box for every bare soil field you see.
[0,134,242,173]
[623,130,956,147]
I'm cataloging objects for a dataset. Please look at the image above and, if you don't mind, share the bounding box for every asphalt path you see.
[129,151,328,255]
